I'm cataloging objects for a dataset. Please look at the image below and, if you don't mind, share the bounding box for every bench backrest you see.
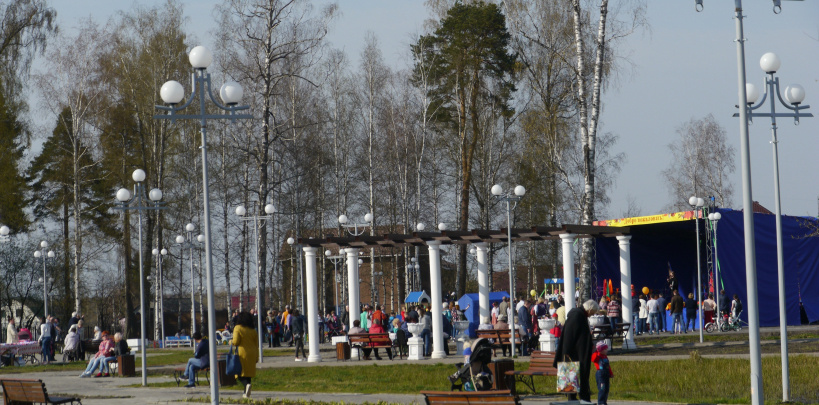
[475,329,521,342]
[528,351,557,371]
[0,379,48,403]
[348,333,391,346]
[421,390,518,405]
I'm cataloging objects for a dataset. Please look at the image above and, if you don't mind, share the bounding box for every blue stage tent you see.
[457,291,510,338]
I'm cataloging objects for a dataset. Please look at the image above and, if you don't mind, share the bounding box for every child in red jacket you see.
[591,341,613,405]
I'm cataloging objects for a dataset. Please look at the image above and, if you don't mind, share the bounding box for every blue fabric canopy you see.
[405,291,431,303]
[596,208,819,326]
[458,291,510,337]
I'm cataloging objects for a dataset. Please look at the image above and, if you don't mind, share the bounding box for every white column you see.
[476,242,490,323]
[560,234,576,312]
[428,241,446,359]
[304,247,321,362]
[346,248,360,329]
[617,235,635,349]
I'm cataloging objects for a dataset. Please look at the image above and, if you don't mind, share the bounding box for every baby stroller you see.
[448,338,494,391]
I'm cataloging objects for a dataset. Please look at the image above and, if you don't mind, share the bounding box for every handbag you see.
[556,355,580,393]
[225,345,242,376]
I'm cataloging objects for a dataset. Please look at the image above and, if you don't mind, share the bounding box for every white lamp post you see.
[34,244,55,318]
[492,184,525,357]
[707,212,722,326]
[325,250,345,315]
[177,223,201,340]
[236,203,275,363]
[152,247,168,345]
[114,168,165,387]
[691,3,809,403]
[156,46,251,405]
[739,52,812,402]
[688,196,705,343]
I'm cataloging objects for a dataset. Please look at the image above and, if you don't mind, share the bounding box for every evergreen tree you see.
[0,80,29,231]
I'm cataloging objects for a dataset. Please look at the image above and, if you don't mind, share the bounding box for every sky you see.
[45,0,819,220]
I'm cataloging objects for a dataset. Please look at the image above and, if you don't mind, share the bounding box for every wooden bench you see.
[0,378,81,404]
[593,323,631,346]
[420,390,519,405]
[347,333,400,360]
[80,340,100,361]
[503,351,565,395]
[475,329,522,357]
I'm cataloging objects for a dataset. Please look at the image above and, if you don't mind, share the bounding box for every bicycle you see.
[720,313,747,332]
[704,317,725,333]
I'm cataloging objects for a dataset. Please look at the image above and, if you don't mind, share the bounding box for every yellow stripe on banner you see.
[593,210,702,227]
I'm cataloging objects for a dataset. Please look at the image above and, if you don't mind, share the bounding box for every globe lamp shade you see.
[116,188,131,203]
[264,204,275,214]
[160,80,185,104]
[176,235,185,244]
[197,235,204,243]
[219,81,243,105]
[287,237,295,245]
[364,213,373,223]
[0,225,9,236]
[186,223,195,232]
[235,205,246,216]
[338,214,348,224]
[189,46,213,69]
[784,84,806,105]
[132,169,146,182]
[745,83,760,104]
[514,185,526,196]
[416,223,425,231]
[491,184,503,196]
[149,188,163,201]
[759,52,781,73]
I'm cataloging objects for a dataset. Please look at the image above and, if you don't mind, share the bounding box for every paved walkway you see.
[2,324,816,404]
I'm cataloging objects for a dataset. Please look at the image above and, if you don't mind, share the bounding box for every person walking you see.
[669,290,684,334]
[6,317,18,344]
[232,311,259,399]
[291,309,306,361]
[553,300,598,402]
[39,316,53,364]
[684,293,698,332]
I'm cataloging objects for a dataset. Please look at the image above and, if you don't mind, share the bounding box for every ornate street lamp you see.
[492,184,525,357]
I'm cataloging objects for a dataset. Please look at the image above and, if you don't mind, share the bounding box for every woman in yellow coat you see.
[232,311,259,398]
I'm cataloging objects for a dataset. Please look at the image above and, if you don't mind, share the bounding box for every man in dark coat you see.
[553,300,597,402]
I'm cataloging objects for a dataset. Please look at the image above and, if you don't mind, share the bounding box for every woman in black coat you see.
[553,300,597,402]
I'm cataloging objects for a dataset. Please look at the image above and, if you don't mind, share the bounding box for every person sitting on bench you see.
[182,332,209,388]
[104,333,130,374]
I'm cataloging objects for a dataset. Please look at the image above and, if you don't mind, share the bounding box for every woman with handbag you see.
[231,312,258,398]
[553,300,598,402]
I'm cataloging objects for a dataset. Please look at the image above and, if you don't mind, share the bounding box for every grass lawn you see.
[0,347,290,375]
[149,354,819,404]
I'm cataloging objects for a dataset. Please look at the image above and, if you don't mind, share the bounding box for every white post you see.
[304,247,321,363]
[346,248,360,329]
[560,234,577,312]
[476,242,490,323]
[428,241,446,359]
[617,235,635,349]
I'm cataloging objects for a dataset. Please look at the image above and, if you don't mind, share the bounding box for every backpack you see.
[735,300,742,312]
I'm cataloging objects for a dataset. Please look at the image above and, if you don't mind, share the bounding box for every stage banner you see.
[594,210,701,227]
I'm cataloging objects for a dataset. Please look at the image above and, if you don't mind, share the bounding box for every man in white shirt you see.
[646,294,660,335]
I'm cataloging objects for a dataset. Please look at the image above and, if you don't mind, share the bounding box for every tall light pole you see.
[740,52,812,402]
[114,168,165,387]
[156,45,251,405]
[236,202,275,363]
[690,2,810,403]
[325,250,345,315]
[152,248,168,345]
[33,242,55,318]
[38,275,54,316]
[177,224,201,338]
[707,212,722,326]
[491,184,526,357]
[688,196,705,343]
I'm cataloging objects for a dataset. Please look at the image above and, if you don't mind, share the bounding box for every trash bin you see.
[117,354,135,377]
[336,342,350,360]
[488,359,515,390]
[217,354,236,386]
